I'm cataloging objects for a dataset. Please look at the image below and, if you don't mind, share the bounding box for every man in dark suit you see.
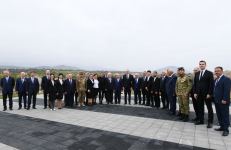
[141,71,147,105]
[213,66,231,136]
[152,71,161,108]
[105,72,114,104]
[145,70,154,107]
[133,73,142,105]
[160,71,168,109]
[41,70,50,109]
[113,73,123,104]
[122,70,134,105]
[15,72,28,110]
[64,73,76,107]
[0,70,15,111]
[193,60,214,128]
[27,71,39,110]
[98,73,106,104]
[166,69,177,115]
[191,67,200,121]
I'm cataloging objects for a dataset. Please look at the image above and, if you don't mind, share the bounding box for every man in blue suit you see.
[16,72,28,110]
[113,73,123,104]
[133,73,142,105]
[27,71,39,110]
[64,73,76,107]
[213,66,231,136]
[166,69,177,115]
[0,70,15,111]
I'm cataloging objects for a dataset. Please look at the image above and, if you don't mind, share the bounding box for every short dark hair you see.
[147,70,151,73]
[178,67,185,71]
[215,66,223,71]
[199,60,206,65]
[58,73,63,76]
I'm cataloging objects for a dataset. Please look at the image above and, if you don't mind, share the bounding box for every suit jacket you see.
[145,76,154,92]
[122,74,134,90]
[141,77,147,90]
[193,70,214,96]
[105,78,114,91]
[166,75,177,97]
[16,78,27,94]
[213,75,231,104]
[56,79,64,94]
[153,77,160,93]
[48,80,58,95]
[160,76,167,93]
[0,77,15,94]
[113,78,123,92]
[64,79,76,94]
[133,78,142,92]
[27,77,39,94]
[86,79,94,92]
[41,76,50,92]
[98,76,106,90]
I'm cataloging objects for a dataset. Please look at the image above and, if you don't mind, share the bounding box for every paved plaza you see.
[0,95,231,150]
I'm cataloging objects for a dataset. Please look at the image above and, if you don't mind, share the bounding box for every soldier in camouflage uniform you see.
[176,67,192,122]
[76,72,87,107]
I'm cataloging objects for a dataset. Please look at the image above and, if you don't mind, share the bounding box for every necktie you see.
[215,79,218,86]
[215,77,221,86]
[199,71,203,80]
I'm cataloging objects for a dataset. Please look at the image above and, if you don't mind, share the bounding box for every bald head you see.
[45,70,50,76]
[3,70,10,77]
[20,72,26,78]
[107,72,112,78]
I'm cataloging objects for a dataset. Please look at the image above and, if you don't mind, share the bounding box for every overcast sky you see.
[0,0,231,71]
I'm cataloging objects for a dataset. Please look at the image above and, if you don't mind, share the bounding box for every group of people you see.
[0,60,230,136]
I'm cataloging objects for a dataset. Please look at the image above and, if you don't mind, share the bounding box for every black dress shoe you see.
[215,128,224,131]
[195,121,204,125]
[9,108,13,110]
[183,116,189,122]
[33,107,37,109]
[18,107,22,110]
[43,107,47,109]
[177,113,181,117]
[222,131,229,136]
[207,123,213,128]
[3,108,7,111]
[27,107,30,110]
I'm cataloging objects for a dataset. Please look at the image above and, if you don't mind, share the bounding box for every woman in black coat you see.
[48,74,58,111]
[56,73,64,109]
[86,74,94,105]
